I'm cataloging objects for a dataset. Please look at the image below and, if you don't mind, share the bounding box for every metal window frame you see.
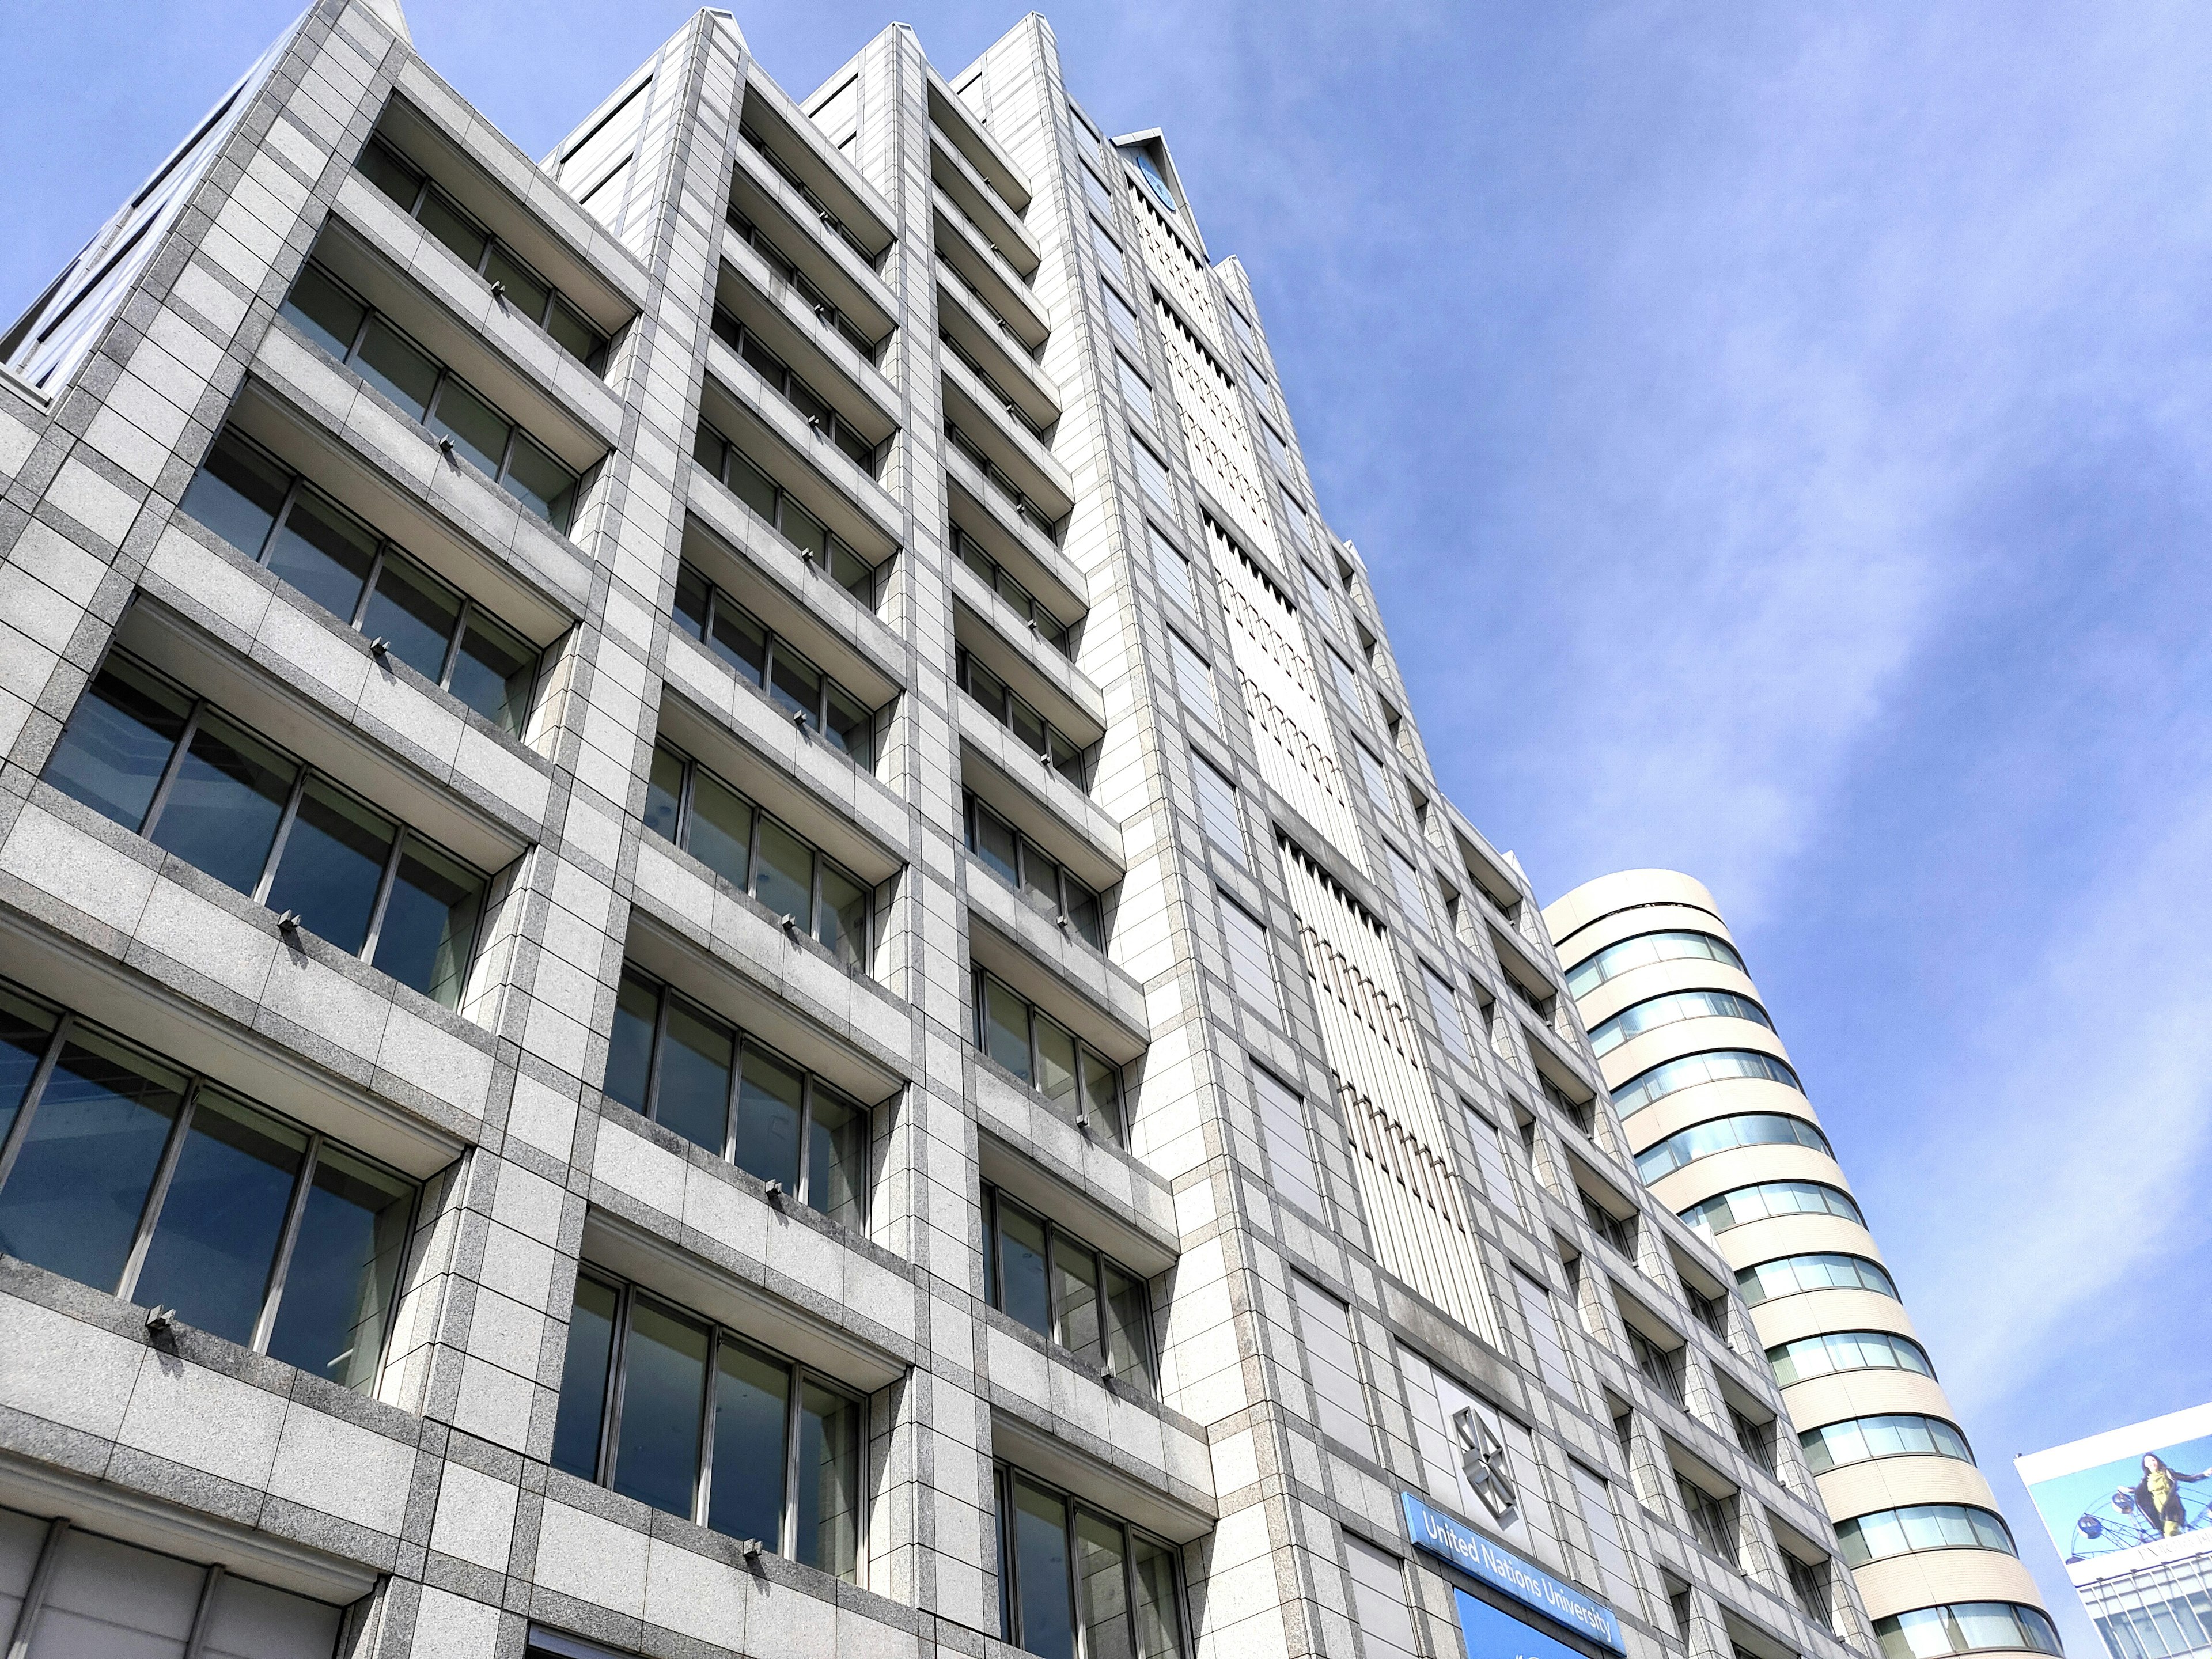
[574,1270,869,1578]
[980,1183,1154,1392]
[969,967,1123,1143]
[993,1460,1190,1659]
[960,791,1105,949]
[680,557,881,766]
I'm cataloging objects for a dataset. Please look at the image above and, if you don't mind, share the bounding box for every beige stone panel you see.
[1850,1547,2046,1622]
[1717,1211,1884,1271]
[1782,1368,1961,1434]
[1601,1013,1796,1092]
[1646,1141,1850,1213]
[1753,1286,1922,1348]
[1544,868,1725,953]
[1623,1076,1831,1154]
[1818,1455,2003,1524]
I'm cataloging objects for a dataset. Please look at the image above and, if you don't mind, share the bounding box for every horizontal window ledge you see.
[946,459,1087,616]
[968,881,1147,1058]
[730,150,897,342]
[989,1407,1214,1547]
[743,69,899,256]
[941,358,1074,522]
[937,267,1059,426]
[953,589,1102,741]
[932,195,1048,350]
[680,509,903,710]
[931,131,1040,276]
[979,1128,1175,1279]
[1572,956,1763,1032]
[718,238,898,422]
[925,70,1033,213]
[960,725,1123,879]
[702,342,901,560]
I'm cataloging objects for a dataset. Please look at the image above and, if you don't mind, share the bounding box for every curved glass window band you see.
[1737,1252,1899,1306]
[1590,988,1771,1057]
[1566,929,1745,998]
[1635,1112,1830,1183]
[1838,1504,2016,1567]
[1615,1049,1802,1117]
[1802,1414,1974,1472]
[1874,1603,2061,1659]
[1768,1329,1933,1387]
[1683,1179,1864,1237]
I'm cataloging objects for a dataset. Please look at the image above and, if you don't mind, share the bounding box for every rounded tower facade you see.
[1545,870,2060,1659]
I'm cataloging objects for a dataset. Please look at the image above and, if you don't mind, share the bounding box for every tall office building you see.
[0,5,1938,1659]
[1547,872,2061,1659]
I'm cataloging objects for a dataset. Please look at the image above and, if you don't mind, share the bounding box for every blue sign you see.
[1456,1588,1593,1659]
[1402,1491,1624,1653]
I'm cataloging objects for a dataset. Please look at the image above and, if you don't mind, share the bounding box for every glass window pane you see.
[1065,876,1103,949]
[733,1043,803,1191]
[370,836,482,1009]
[1007,695,1048,756]
[416,190,488,270]
[604,969,659,1113]
[770,643,823,730]
[726,449,778,522]
[281,264,366,359]
[180,430,288,558]
[779,497,829,560]
[798,1380,863,1580]
[264,778,396,956]
[361,551,463,682]
[817,862,869,972]
[997,1199,1050,1336]
[824,685,874,769]
[805,1084,867,1230]
[971,802,1020,885]
[482,244,551,324]
[149,710,296,895]
[612,1298,709,1518]
[547,298,604,366]
[828,540,876,600]
[448,613,536,734]
[1131,1536,1183,1659]
[0,1028,184,1291]
[1022,842,1059,914]
[1034,1015,1077,1113]
[673,565,711,639]
[1051,1235,1101,1365]
[132,1088,306,1346]
[1103,1266,1149,1390]
[501,433,578,533]
[710,600,769,688]
[965,657,1008,718]
[656,1001,733,1155]
[983,977,1033,1084]
[687,770,753,889]
[41,657,191,831]
[644,745,684,844]
[262,1145,411,1391]
[428,375,509,479]
[751,816,815,928]
[264,489,377,624]
[1013,1479,1075,1659]
[0,990,59,1153]
[356,141,421,209]
[707,1335,789,1546]
[1080,1050,1123,1143]
[1075,1510,1133,1659]
[552,1274,619,1479]
[353,316,440,420]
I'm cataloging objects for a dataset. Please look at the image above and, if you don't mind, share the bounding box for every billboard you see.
[2016,1401,2212,1588]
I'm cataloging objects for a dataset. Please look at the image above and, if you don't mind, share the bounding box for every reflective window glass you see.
[805,1085,867,1232]
[1081,1050,1123,1143]
[281,263,365,359]
[817,862,869,971]
[612,1298,709,1518]
[798,1380,863,1579]
[132,1089,306,1346]
[266,490,377,624]
[353,316,440,419]
[1051,1235,1100,1365]
[483,244,550,323]
[265,778,396,955]
[370,836,482,1009]
[356,141,422,209]
[428,376,510,479]
[644,744,684,843]
[552,1274,619,1479]
[687,770,753,889]
[179,430,287,558]
[362,552,461,683]
[997,1198,1051,1337]
[733,1043,803,1192]
[0,991,58,1150]
[149,710,296,895]
[1075,1510,1131,1659]
[1013,1479,1075,1659]
[416,190,488,269]
[983,976,1032,1083]
[1132,1536,1183,1659]
[1103,1266,1148,1388]
[824,685,873,768]
[711,601,769,687]
[263,1146,411,1392]
[972,801,1020,885]
[707,1335,790,1544]
[1035,1015,1077,1113]
[656,1001,733,1154]
[751,816,815,927]
[502,433,577,531]
[42,657,190,831]
[604,969,659,1112]
[770,645,822,730]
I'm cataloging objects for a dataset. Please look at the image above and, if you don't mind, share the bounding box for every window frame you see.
[690,423,886,604]
[955,646,1096,790]
[1799,1414,1976,1473]
[713,303,885,472]
[560,1268,868,1577]
[993,1463,1191,1659]
[182,428,546,736]
[0,978,418,1388]
[980,1183,1156,1392]
[671,562,887,768]
[968,968,1126,1142]
[963,792,1107,949]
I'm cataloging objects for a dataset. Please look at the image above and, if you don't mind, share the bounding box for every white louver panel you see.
[1157,296,1277,559]
[1130,184,1222,348]
[1278,840,1499,1344]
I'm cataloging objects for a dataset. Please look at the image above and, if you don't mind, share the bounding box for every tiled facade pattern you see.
[0,6,1918,1659]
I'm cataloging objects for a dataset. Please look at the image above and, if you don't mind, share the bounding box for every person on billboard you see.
[2122,1455,2208,1538]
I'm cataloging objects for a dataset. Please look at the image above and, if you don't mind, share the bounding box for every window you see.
[1625,1325,1686,1407]
[647,742,876,970]
[964,793,1106,948]
[1681,1180,1865,1238]
[1767,1330,1934,1387]
[1129,149,1178,213]
[1090,218,1126,282]
[356,134,608,369]
[1422,966,1473,1065]
[941,326,1051,442]
[1218,895,1279,1022]
[1278,485,1309,548]
[1463,1104,1524,1219]
[1800,1414,1974,1473]
[1589,989,1772,1057]
[691,423,884,601]
[1676,1475,1738,1563]
[1117,355,1156,427]
[1385,847,1431,937]
[1685,1281,1729,1340]
[0,978,414,1391]
[1874,1605,2062,1659]
[971,970,1126,1141]
[1245,355,1275,408]
[1131,430,1175,516]
[1565,929,1747,998]
[1226,303,1255,347]
[1838,1505,2016,1566]
[726,201,878,357]
[1150,523,1195,611]
[1260,419,1292,476]
[1081,167,1115,218]
[711,306,881,471]
[1292,1275,1373,1456]
[740,123,876,262]
[180,429,543,735]
[948,421,1063,540]
[982,1185,1152,1390]
[0,1507,347,1657]
[955,525,1078,656]
[1570,1463,1639,1609]
[1103,280,1140,346]
[1301,559,1342,634]
[1191,750,1247,869]
[1343,1535,1418,1659]
[550,1271,864,1580]
[1168,632,1217,726]
[1612,1050,1804,1118]
[1513,1270,1580,1406]
[1736,1252,1899,1307]
[672,565,885,767]
[280,258,581,530]
[1328,649,1364,715]
[956,649,1095,789]
[1355,744,1396,822]
[1786,1554,1833,1631]
[1252,1064,1323,1219]
[1732,1410,1778,1475]
[43,650,488,1008]
[2097,1592,2212,1659]
[1581,1190,1638,1257]
[994,1467,1186,1659]
[601,965,868,1225]
[1635,1113,1831,1183]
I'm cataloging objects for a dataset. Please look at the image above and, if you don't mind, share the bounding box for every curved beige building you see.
[1545,870,2061,1659]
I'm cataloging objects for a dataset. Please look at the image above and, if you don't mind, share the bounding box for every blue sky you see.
[7,0,2210,1646]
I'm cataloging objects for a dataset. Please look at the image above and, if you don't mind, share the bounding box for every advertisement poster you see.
[2016,1402,2212,1586]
